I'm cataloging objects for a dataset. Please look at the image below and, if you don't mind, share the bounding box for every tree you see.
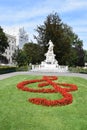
[34,12,84,66]
[70,35,85,66]
[0,55,8,64]
[34,13,72,65]
[12,48,27,67]
[0,26,9,54]
[23,42,44,64]
[0,26,9,64]
[84,50,87,63]
[12,43,44,66]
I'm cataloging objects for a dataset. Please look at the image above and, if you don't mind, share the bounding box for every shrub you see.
[69,67,87,74]
[16,66,29,71]
[0,66,16,74]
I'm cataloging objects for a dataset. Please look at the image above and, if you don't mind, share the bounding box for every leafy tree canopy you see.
[84,50,87,63]
[12,48,27,67]
[23,42,44,64]
[34,12,84,66]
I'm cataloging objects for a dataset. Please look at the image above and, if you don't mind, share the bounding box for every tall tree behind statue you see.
[34,12,84,66]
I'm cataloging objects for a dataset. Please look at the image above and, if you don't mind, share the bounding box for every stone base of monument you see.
[31,64,68,72]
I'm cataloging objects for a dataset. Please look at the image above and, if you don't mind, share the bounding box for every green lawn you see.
[0,75,87,130]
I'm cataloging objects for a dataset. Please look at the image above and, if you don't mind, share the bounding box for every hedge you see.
[0,66,16,74]
[69,67,87,74]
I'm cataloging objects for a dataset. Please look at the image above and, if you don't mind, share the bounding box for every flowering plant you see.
[17,76,78,107]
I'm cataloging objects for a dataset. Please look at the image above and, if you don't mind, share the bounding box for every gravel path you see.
[0,71,87,80]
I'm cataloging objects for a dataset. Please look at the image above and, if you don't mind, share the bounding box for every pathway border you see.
[0,71,87,80]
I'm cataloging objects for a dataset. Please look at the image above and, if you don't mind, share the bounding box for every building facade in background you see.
[3,33,17,65]
[4,27,29,49]
[2,27,29,65]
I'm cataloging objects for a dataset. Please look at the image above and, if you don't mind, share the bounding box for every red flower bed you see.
[17,76,78,107]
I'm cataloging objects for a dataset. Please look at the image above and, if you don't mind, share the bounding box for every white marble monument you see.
[31,40,68,72]
[41,40,58,69]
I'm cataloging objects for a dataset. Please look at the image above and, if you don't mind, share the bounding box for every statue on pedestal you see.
[31,40,68,72]
[41,40,58,67]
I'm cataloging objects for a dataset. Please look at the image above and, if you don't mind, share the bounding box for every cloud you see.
[60,0,87,12]
[0,0,87,49]
[0,0,87,23]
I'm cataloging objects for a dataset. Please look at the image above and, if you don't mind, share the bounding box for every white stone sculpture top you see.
[48,40,54,52]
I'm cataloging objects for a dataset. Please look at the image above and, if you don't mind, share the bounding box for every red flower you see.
[17,76,78,107]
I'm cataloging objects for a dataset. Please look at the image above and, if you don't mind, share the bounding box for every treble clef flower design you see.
[17,76,78,107]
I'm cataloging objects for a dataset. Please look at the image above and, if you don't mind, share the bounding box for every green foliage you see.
[34,12,84,66]
[34,13,72,65]
[71,36,85,66]
[69,47,85,67]
[0,26,9,54]
[84,50,87,62]
[12,43,44,66]
[23,42,44,64]
[0,54,8,64]
[0,66,16,74]
[12,49,27,67]
[0,75,87,130]
[16,66,29,71]
[69,67,87,74]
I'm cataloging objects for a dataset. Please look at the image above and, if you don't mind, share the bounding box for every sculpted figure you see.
[48,40,54,52]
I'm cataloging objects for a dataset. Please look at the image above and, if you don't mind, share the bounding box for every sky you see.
[0,0,87,50]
